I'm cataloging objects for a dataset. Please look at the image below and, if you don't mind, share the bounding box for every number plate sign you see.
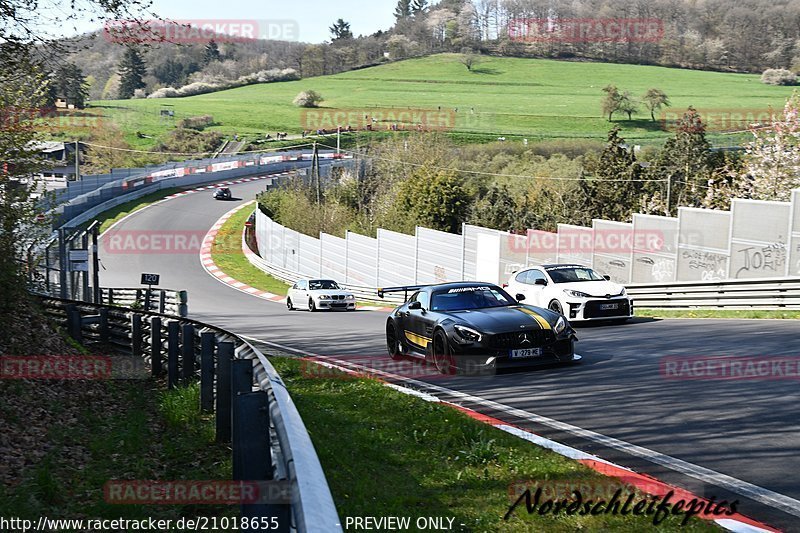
[141,273,161,286]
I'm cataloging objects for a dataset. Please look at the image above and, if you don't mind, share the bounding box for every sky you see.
[47,0,402,43]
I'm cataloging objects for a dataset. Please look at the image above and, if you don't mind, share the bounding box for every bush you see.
[293,90,324,108]
[148,68,300,98]
[176,115,214,130]
[761,68,797,86]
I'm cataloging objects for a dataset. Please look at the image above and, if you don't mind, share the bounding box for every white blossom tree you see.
[740,92,800,201]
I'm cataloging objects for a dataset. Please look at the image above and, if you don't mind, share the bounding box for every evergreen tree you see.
[329,19,353,41]
[203,39,221,64]
[394,0,412,20]
[581,127,644,221]
[52,63,89,108]
[117,46,146,99]
[411,0,428,15]
[646,107,715,215]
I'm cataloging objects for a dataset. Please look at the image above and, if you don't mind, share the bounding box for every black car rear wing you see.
[377,285,425,301]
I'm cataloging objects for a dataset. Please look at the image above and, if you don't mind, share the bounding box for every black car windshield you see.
[430,286,515,311]
[546,266,604,283]
[309,280,340,290]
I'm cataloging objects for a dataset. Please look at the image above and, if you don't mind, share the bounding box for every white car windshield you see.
[546,267,605,283]
[431,286,515,311]
[309,280,340,290]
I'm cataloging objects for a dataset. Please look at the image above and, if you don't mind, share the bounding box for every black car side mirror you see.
[534,279,548,286]
[516,294,526,301]
[408,301,423,310]
[603,275,611,281]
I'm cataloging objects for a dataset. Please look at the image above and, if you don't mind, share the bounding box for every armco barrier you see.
[626,277,800,309]
[38,294,342,532]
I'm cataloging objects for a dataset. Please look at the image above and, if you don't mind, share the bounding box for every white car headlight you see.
[346,294,355,300]
[564,289,590,298]
[318,295,331,300]
[554,316,567,335]
[454,325,483,343]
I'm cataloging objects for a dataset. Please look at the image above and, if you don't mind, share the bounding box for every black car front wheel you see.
[308,299,316,312]
[548,300,564,315]
[286,298,294,311]
[386,321,403,360]
[432,331,457,375]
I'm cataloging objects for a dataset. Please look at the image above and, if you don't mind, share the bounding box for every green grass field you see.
[69,54,796,150]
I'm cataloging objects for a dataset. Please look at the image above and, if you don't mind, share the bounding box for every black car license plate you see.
[510,348,543,359]
[600,303,620,310]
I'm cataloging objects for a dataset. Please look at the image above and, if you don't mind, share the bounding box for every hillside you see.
[78,54,796,149]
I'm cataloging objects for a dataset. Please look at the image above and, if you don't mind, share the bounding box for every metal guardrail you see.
[627,277,800,309]
[37,294,342,532]
[100,287,188,316]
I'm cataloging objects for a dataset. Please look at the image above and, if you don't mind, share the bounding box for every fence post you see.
[65,304,82,343]
[144,289,152,312]
[200,332,215,412]
[181,324,195,382]
[159,290,166,314]
[216,342,234,443]
[98,308,109,344]
[151,317,162,376]
[108,287,114,306]
[179,290,189,317]
[131,314,142,357]
[167,320,180,389]
[235,392,288,531]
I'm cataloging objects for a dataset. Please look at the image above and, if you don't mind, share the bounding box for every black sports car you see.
[213,187,232,200]
[380,282,580,374]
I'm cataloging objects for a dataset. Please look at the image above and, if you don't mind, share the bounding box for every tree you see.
[50,63,89,108]
[646,107,716,215]
[395,166,470,233]
[117,46,146,99]
[411,0,428,15]
[618,91,639,120]
[581,127,644,221]
[469,184,522,231]
[203,39,221,65]
[329,19,353,41]
[643,88,670,122]
[740,92,800,201]
[394,0,412,20]
[601,85,622,121]
[460,51,479,71]
[293,90,324,108]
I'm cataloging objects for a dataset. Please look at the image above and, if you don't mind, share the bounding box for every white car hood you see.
[556,280,624,298]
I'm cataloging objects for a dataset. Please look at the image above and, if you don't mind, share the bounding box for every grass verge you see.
[211,204,290,296]
[95,187,184,234]
[0,378,233,522]
[636,308,800,319]
[270,357,718,532]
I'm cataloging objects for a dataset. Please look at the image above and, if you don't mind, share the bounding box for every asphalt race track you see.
[100,178,800,531]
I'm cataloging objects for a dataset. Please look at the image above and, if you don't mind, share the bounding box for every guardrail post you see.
[159,290,166,314]
[167,320,180,389]
[231,359,254,481]
[144,289,152,312]
[108,287,114,306]
[98,308,109,344]
[131,314,142,357]
[65,304,82,343]
[216,342,234,443]
[181,324,195,382]
[179,290,188,317]
[200,332,215,412]
[151,317,162,376]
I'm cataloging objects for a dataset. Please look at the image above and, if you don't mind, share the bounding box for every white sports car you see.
[286,279,356,311]
[505,264,633,322]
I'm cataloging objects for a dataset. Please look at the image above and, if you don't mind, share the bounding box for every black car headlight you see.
[554,316,567,336]
[453,325,483,343]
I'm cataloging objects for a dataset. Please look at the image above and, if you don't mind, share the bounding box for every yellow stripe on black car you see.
[404,330,432,348]
[514,307,552,330]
